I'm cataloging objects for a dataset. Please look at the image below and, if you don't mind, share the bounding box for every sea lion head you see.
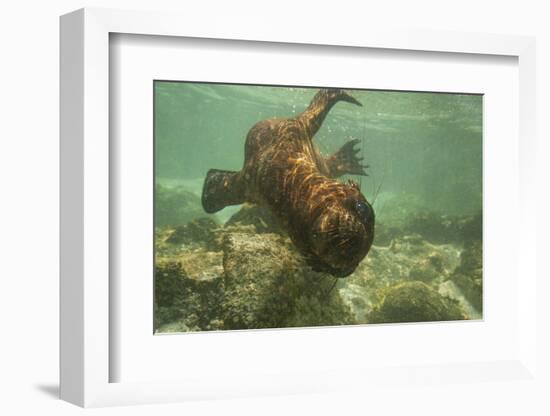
[308,182,375,277]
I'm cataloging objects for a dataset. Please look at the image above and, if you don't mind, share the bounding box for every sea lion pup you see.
[202,88,375,277]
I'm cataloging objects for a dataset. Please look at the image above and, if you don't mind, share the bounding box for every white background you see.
[1,1,548,415]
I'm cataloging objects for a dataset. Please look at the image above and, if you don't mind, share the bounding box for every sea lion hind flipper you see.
[336,90,362,107]
[325,139,369,178]
[299,89,362,138]
[201,169,245,213]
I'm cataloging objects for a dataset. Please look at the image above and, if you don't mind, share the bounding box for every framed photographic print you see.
[60,7,539,409]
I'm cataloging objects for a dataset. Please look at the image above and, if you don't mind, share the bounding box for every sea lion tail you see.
[201,169,245,213]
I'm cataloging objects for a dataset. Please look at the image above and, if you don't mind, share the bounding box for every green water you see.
[154,82,482,218]
[153,82,483,332]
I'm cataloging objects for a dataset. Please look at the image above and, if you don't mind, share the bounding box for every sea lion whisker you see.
[372,169,386,206]
[325,229,341,237]
[335,237,352,248]
[323,277,339,300]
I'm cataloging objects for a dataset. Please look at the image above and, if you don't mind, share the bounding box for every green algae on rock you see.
[450,240,483,312]
[222,231,354,330]
[155,200,480,331]
[367,281,465,324]
[339,235,466,323]
[166,217,221,249]
[224,203,285,234]
[155,249,225,331]
[155,213,355,333]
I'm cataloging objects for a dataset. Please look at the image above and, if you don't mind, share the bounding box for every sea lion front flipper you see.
[201,169,245,213]
[325,139,369,178]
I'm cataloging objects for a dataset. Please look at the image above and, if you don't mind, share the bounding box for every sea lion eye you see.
[355,201,367,215]
[354,201,373,224]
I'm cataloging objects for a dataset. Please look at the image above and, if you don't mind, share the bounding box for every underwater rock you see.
[156,321,191,333]
[457,212,482,242]
[224,203,285,234]
[367,281,465,324]
[438,280,481,320]
[221,231,355,330]
[407,251,446,283]
[340,236,462,322]
[154,203,479,331]
[155,249,225,331]
[376,212,482,246]
[374,192,482,246]
[403,212,458,244]
[366,236,459,285]
[166,217,221,250]
[407,211,482,245]
[450,240,482,312]
[155,224,354,332]
[155,183,212,226]
[337,281,374,322]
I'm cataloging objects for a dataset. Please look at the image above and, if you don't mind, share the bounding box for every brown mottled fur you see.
[202,89,374,277]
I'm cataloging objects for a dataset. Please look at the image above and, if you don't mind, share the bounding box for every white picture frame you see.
[60,7,538,408]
